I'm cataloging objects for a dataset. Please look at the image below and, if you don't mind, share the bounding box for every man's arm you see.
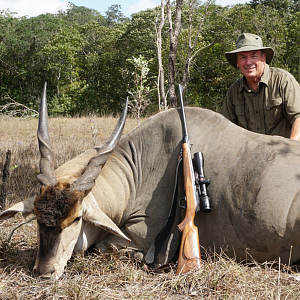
[290,117,300,141]
[282,72,300,140]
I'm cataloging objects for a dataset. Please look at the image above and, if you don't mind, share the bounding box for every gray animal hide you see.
[57,107,300,265]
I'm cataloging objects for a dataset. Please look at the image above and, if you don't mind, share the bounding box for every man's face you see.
[236,50,266,81]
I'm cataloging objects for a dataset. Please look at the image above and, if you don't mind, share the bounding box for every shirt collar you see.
[260,64,270,86]
[238,64,270,92]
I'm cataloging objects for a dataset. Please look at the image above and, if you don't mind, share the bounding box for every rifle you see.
[176,84,211,275]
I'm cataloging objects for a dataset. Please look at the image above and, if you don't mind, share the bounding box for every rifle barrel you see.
[178,84,188,141]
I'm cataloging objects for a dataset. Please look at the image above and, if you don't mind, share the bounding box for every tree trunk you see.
[167,0,184,108]
[156,0,167,110]
[0,149,11,210]
[182,0,212,87]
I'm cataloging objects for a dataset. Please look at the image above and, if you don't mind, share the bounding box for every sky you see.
[0,0,249,18]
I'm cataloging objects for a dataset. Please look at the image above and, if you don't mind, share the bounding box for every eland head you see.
[0,83,129,279]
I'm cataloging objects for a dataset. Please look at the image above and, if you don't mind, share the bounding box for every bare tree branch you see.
[182,0,213,87]
[6,217,36,245]
[0,95,38,118]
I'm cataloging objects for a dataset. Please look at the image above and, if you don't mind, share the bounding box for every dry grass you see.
[0,116,300,299]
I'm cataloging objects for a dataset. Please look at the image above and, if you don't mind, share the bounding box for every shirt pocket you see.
[235,103,248,128]
[236,105,245,116]
[265,97,283,122]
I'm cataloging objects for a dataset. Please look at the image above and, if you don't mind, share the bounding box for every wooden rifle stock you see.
[176,84,201,275]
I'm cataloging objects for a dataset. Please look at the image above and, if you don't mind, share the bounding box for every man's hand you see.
[290,118,300,141]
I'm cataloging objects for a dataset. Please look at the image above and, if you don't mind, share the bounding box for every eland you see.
[1,84,300,279]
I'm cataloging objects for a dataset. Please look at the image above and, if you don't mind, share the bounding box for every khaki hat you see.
[225,33,274,68]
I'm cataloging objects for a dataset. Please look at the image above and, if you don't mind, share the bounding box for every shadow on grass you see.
[0,238,37,276]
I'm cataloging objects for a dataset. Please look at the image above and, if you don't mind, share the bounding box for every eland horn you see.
[71,98,128,192]
[36,82,57,186]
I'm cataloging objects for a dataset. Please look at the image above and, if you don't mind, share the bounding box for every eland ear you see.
[82,193,130,241]
[0,196,35,220]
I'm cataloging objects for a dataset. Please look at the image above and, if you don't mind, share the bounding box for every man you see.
[220,33,300,141]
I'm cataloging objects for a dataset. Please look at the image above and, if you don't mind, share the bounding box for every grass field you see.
[0,116,300,299]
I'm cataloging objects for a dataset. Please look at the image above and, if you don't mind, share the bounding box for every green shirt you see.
[220,64,300,138]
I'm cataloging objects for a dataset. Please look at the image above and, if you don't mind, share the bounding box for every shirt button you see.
[256,111,258,114]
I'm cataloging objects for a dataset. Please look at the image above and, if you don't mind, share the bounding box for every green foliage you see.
[0,2,299,116]
[126,54,155,124]
[63,3,107,26]
[285,11,300,81]
[47,94,72,116]
[42,25,84,85]
[249,0,294,14]
[115,9,158,74]
[105,4,129,27]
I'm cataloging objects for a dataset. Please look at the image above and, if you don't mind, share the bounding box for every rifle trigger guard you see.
[179,197,187,209]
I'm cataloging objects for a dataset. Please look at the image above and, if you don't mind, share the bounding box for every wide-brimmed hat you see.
[225,33,274,68]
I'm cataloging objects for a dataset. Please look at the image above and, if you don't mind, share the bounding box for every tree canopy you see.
[0,1,299,116]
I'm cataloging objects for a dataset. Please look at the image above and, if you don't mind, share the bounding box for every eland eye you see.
[73,216,82,224]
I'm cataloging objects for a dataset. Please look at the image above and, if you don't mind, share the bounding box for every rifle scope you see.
[194,152,211,213]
